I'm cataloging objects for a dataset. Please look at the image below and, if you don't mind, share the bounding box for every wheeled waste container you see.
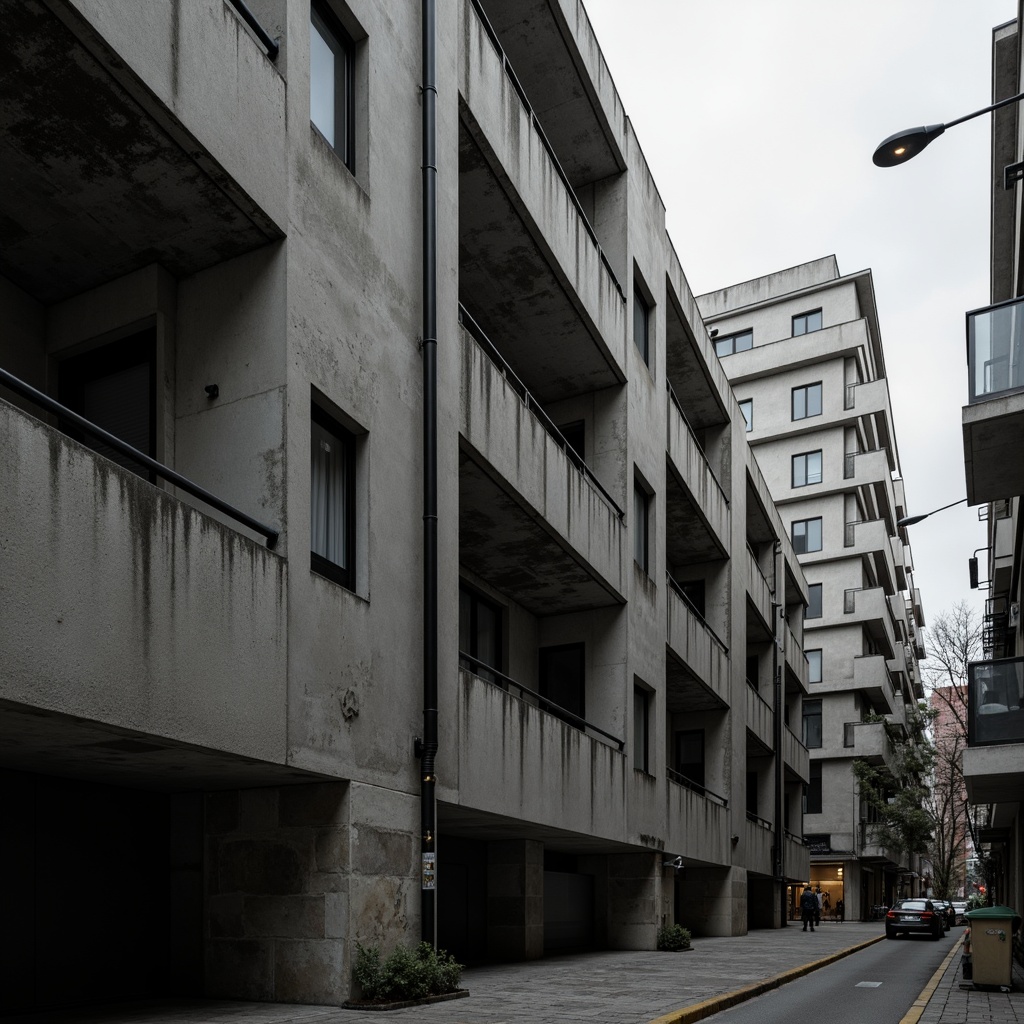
[965,905,1021,987]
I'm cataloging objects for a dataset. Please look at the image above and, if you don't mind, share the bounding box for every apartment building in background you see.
[697,259,929,919]
[959,8,1024,917]
[0,0,814,1012]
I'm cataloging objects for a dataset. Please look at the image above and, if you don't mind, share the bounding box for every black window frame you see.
[714,328,753,357]
[803,699,822,749]
[310,0,356,172]
[792,517,823,554]
[738,398,753,432]
[792,309,823,337]
[791,382,823,420]
[633,285,650,365]
[310,401,357,590]
[807,583,823,620]
[806,648,822,684]
[804,761,822,814]
[633,480,650,573]
[633,685,650,773]
[792,449,823,488]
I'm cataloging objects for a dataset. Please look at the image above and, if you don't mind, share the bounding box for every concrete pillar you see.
[606,852,660,949]
[486,839,544,960]
[747,875,779,928]
[680,865,746,936]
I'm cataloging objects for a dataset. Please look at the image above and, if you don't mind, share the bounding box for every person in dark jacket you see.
[800,885,818,931]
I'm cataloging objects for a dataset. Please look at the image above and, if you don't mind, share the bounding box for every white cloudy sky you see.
[583,0,1012,629]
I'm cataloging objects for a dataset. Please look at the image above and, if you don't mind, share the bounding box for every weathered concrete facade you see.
[0,0,809,1011]
[698,258,928,920]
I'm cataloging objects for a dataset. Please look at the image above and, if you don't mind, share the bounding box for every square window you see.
[310,0,355,170]
[739,399,753,432]
[311,403,356,589]
[807,583,822,619]
[634,481,649,573]
[792,450,822,487]
[792,517,823,554]
[633,286,650,365]
[792,309,823,336]
[714,328,753,357]
[792,382,822,420]
[806,649,822,684]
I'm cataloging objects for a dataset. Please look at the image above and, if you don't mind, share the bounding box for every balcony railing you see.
[666,767,728,806]
[967,656,1024,747]
[458,305,624,518]
[666,380,730,507]
[967,295,1024,403]
[666,573,728,653]
[459,650,625,750]
[0,367,279,547]
[746,810,773,830]
[466,0,624,300]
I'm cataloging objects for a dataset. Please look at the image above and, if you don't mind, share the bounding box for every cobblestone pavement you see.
[7,920,1022,1024]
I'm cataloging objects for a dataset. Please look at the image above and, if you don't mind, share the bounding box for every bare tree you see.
[924,602,983,898]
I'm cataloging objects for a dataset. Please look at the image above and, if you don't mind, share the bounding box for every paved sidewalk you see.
[8,920,1021,1024]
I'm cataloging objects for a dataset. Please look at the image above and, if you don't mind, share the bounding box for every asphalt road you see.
[715,928,959,1024]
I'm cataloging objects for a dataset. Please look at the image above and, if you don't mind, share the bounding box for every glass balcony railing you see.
[967,657,1024,746]
[967,296,1024,403]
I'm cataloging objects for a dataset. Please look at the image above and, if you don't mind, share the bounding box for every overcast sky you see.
[583,0,1012,632]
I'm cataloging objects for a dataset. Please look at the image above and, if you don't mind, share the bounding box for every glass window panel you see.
[739,399,753,432]
[807,649,822,684]
[807,584,822,619]
[807,383,822,416]
[792,388,806,420]
[807,450,822,484]
[734,330,753,352]
[310,20,336,146]
[311,418,347,567]
[803,700,822,748]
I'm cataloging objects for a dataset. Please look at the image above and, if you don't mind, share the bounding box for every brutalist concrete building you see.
[0,0,812,1010]
[698,258,928,920]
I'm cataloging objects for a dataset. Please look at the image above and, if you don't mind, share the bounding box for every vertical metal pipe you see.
[772,542,786,925]
[420,0,439,947]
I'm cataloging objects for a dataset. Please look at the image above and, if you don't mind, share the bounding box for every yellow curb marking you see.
[648,934,885,1024]
[897,935,964,1024]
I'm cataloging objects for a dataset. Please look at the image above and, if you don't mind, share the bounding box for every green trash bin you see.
[965,906,1022,987]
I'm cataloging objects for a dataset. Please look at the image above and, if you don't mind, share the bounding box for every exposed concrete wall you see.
[487,839,544,960]
[605,853,660,949]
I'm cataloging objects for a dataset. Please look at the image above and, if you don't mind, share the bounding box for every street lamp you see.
[873,90,1024,167]
[896,497,968,528]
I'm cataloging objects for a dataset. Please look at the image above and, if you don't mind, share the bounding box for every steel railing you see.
[666,380,730,506]
[747,810,773,830]
[666,767,728,806]
[1,367,279,548]
[458,304,624,518]
[458,650,625,751]
[666,572,729,653]
[226,0,279,59]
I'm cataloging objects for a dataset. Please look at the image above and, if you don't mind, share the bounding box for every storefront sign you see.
[804,833,831,855]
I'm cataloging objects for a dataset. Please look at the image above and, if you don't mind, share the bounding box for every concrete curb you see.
[898,935,964,1024]
[647,934,885,1024]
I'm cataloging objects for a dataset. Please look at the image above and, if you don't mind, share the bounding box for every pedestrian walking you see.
[835,898,845,923]
[800,884,818,932]
[814,886,823,926]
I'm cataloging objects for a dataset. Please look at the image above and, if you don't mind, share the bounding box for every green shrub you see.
[352,941,464,1002]
[657,924,691,951]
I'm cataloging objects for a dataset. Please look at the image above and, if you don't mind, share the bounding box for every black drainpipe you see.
[772,541,786,925]
[418,0,439,947]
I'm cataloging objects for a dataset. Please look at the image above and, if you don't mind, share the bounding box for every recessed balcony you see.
[963,296,1024,503]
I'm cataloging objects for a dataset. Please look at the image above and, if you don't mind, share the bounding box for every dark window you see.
[677,578,705,616]
[557,420,585,466]
[792,517,823,554]
[675,730,705,790]
[714,329,753,357]
[792,450,823,487]
[633,686,650,773]
[539,643,585,726]
[459,585,502,683]
[58,330,156,480]
[792,309,823,336]
[807,584,822,619]
[746,654,759,691]
[739,399,753,432]
[792,382,823,420]
[310,0,355,170]
[311,403,356,589]
[633,286,650,365]
[804,761,822,814]
[803,699,822,748]
[634,482,649,573]
[746,771,758,816]
[806,649,822,684]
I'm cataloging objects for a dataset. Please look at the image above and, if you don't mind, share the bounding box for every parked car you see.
[930,899,955,929]
[952,901,968,924]
[885,898,945,940]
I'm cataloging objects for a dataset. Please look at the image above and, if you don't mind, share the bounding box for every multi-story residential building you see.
[959,7,1024,918]
[697,259,929,920]
[0,0,811,1012]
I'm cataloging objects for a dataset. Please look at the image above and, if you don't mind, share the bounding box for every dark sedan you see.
[885,898,945,940]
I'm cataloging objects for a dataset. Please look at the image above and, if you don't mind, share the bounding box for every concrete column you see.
[680,865,746,936]
[606,852,660,949]
[486,839,544,960]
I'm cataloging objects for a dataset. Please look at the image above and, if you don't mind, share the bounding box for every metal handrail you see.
[784,829,805,846]
[746,810,773,830]
[666,381,730,506]
[458,650,625,751]
[226,0,279,60]
[666,573,729,653]
[458,305,624,518]
[666,767,728,806]
[1,367,280,548]
[466,0,624,300]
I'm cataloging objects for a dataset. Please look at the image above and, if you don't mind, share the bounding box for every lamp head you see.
[897,513,928,527]
[872,124,946,167]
